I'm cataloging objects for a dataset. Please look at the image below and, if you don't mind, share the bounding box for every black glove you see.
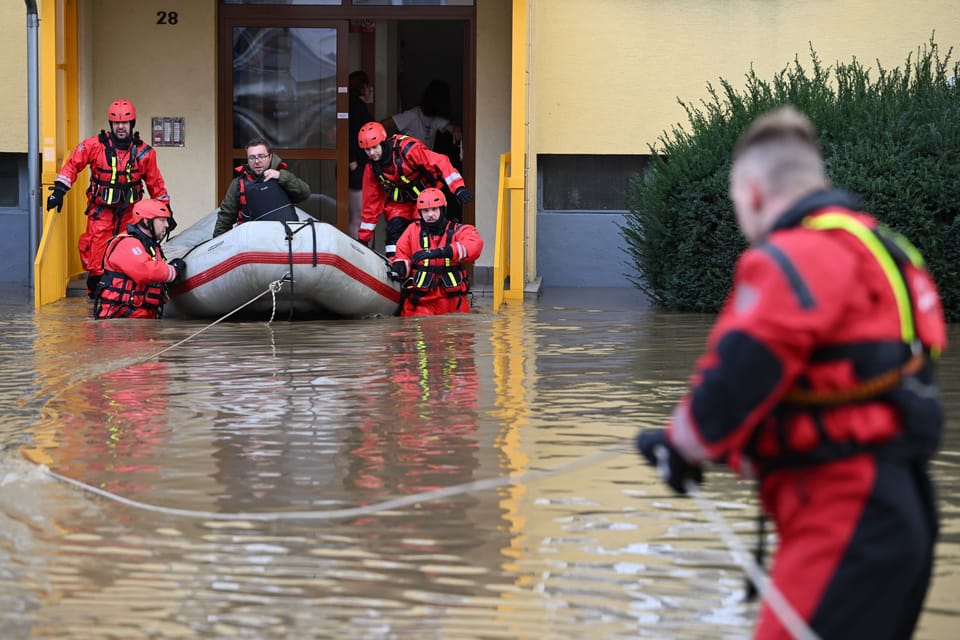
[168,258,187,282]
[412,246,454,263]
[388,260,407,282]
[454,187,473,205]
[46,182,69,212]
[636,429,704,495]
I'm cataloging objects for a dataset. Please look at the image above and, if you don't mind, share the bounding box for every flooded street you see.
[1,288,957,639]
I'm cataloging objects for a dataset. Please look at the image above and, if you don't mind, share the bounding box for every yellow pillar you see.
[36,0,81,307]
[505,0,527,301]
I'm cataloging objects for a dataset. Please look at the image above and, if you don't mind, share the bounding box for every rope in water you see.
[27,442,630,521]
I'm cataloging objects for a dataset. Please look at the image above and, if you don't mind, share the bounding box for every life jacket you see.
[94,226,168,319]
[88,131,146,207]
[369,136,435,203]
[408,222,469,307]
[235,164,297,224]
[747,210,944,469]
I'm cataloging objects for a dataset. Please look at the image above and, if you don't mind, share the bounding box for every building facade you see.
[1,0,956,304]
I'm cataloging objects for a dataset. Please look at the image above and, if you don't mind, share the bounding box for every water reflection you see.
[0,291,956,639]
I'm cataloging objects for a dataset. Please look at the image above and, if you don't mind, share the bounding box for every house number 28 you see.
[156,11,179,25]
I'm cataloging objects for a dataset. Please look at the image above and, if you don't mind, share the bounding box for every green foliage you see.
[621,38,960,320]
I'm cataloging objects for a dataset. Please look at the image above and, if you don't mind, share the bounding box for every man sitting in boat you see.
[94,199,186,319]
[391,188,482,317]
[356,121,473,259]
[212,138,312,238]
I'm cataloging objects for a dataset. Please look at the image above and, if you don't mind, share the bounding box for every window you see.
[0,154,21,208]
[539,154,652,211]
[222,1,341,5]
[353,1,472,5]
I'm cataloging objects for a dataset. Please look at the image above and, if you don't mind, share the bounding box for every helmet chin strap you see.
[138,219,158,241]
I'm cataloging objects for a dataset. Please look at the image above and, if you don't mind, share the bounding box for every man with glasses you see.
[213,138,312,238]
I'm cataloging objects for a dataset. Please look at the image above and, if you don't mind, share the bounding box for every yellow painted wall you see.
[0,0,29,152]
[475,0,513,269]
[83,0,216,230]
[532,0,960,153]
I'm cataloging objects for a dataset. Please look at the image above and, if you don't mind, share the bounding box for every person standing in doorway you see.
[348,70,376,240]
[636,106,945,639]
[382,79,462,152]
[212,138,312,238]
[46,99,170,298]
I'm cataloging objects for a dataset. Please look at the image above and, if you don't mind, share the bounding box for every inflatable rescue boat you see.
[162,209,401,319]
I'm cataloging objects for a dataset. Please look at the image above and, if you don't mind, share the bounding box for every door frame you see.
[217,3,476,232]
[217,14,349,230]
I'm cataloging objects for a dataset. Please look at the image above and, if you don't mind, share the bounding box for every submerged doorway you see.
[217,4,475,235]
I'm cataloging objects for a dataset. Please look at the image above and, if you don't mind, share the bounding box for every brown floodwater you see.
[0,287,957,639]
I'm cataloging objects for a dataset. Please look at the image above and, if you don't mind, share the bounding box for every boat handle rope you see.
[148,275,292,363]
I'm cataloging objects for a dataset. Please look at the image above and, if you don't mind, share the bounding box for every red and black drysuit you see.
[94,224,178,319]
[665,190,945,640]
[55,131,169,279]
[393,218,483,317]
[360,135,466,256]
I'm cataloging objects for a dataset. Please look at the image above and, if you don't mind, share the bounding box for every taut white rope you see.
[685,480,821,640]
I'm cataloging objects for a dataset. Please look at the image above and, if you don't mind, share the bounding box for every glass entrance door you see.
[219,20,348,230]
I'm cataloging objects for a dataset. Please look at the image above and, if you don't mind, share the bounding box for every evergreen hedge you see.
[621,39,960,321]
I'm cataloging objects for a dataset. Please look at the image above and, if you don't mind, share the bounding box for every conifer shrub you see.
[622,39,960,320]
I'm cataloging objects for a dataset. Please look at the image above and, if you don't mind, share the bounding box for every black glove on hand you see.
[168,258,187,282]
[454,187,473,205]
[46,182,69,212]
[413,246,454,263]
[636,428,704,495]
[388,261,407,282]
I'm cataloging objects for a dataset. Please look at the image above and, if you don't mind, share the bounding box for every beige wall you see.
[533,0,960,154]
[85,0,216,229]
[474,0,513,269]
[0,0,29,152]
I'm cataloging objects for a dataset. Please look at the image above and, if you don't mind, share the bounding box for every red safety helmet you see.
[358,121,387,149]
[416,188,447,211]
[132,198,176,233]
[108,99,137,123]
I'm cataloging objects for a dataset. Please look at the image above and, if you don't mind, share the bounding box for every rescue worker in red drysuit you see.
[357,121,473,258]
[391,188,483,317]
[46,99,170,297]
[94,198,186,319]
[636,106,945,640]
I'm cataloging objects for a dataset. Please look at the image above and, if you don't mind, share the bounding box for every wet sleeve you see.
[55,137,97,188]
[450,224,483,263]
[407,142,465,193]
